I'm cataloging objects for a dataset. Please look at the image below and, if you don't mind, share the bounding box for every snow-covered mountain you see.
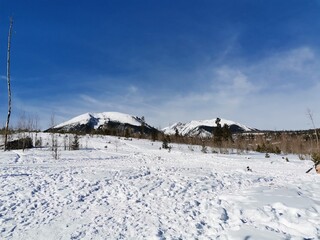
[47,112,158,134]
[163,118,257,138]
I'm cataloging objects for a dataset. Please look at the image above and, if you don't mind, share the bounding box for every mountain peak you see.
[163,118,256,138]
[48,111,156,134]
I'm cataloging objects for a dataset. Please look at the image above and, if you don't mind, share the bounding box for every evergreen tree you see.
[162,135,171,149]
[175,129,179,138]
[213,118,223,146]
[151,129,158,142]
[222,123,232,142]
[124,128,130,139]
[140,116,145,135]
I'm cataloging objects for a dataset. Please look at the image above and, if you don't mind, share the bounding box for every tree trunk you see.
[4,17,13,151]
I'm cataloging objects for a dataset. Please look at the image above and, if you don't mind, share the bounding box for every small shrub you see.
[162,136,171,149]
[201,144,208,153]
[220,148,230,154]
[256,144,262,152]
[162,140,169,149]
[35,138,42,148]
[71,135,80,150]
[212,149,218,154]
[274,146,281,155]
[311,152,320,166]
[7,137,33,150]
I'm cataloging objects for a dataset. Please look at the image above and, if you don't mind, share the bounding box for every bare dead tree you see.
[4,17,13,151]
[50,114,59,159]
[307,108,319,152]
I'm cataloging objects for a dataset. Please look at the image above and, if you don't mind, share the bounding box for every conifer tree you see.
[151,129,158,142]
[222,123,232,142]
[213,118,223,146]
[140,116,145,135]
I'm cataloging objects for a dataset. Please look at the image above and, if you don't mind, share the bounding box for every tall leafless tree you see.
[4,17,13,151]
[50,114,59,159]
[307,108,319,152]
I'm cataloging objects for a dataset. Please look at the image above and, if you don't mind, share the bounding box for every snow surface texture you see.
[163,119,255,138]
[54,112,145,129]
[0,133,319,240]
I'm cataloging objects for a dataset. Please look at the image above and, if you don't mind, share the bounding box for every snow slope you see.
[163,118,256,137]
[0,133,319,239]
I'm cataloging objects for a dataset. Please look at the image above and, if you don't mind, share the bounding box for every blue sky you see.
[1,0,320,130]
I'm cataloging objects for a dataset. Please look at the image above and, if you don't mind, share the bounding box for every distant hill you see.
[163,118,257,138]
[46,112,159,135]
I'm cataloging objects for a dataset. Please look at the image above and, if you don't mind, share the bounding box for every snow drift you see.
[0,133,319,239]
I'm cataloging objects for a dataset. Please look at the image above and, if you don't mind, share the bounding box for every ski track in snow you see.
[0,133,319,240]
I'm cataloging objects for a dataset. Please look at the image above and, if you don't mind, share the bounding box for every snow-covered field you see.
[0,133,319,240]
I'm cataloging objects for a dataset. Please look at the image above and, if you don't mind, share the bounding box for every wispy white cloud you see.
[146,46,320,130]
[79,94,100,105]
[127,85,138,94]
[245,47,319,91]
[214,67,259,100]
[271,47,315,72]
